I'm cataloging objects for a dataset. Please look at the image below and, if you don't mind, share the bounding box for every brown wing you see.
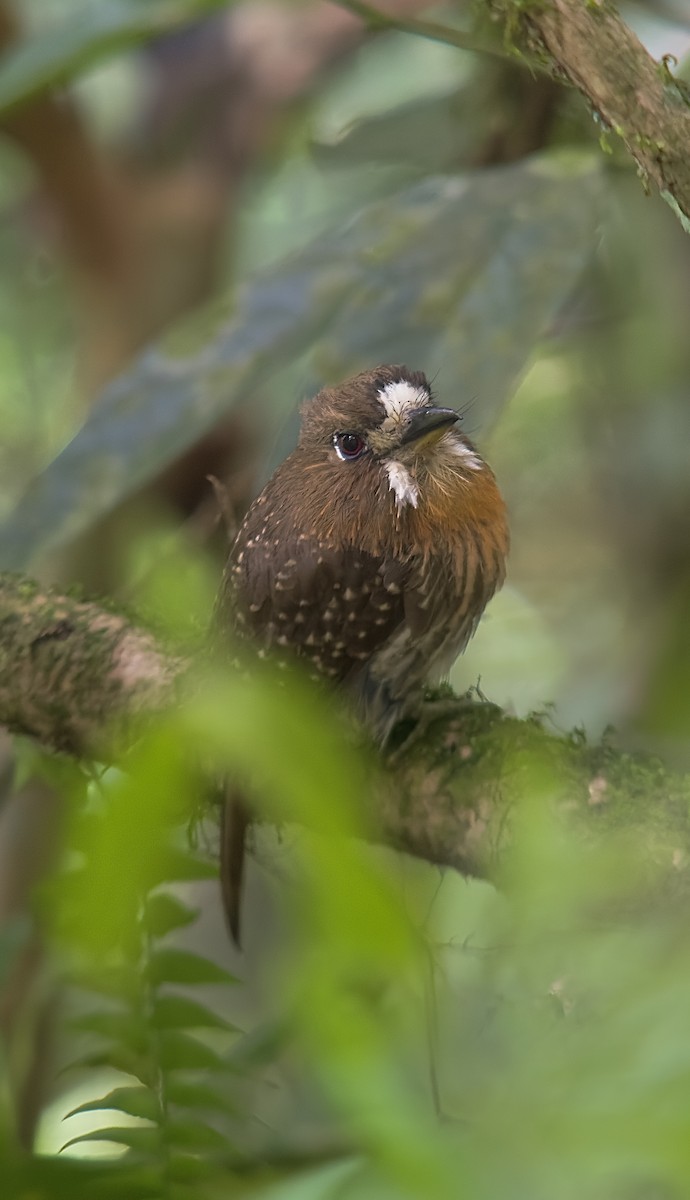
[220,531,409,684]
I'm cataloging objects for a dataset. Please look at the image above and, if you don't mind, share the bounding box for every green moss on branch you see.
[0,573,186,755]
[383,699,690,890]
[2,571,690,893]
[484,0,690,225]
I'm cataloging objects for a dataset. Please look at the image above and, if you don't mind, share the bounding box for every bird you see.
[215,364,509,943]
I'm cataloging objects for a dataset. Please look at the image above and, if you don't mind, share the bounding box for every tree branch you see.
[338,0,690,229]
[1,573,690,890]
[487,0,690,227]
[0,575,186,756]
[335,0,506,59]
[380,702,690,889]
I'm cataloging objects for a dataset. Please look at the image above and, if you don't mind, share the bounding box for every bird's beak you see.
[399,406,460,449]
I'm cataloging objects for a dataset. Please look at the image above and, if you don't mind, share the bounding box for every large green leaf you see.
[165,1080,230,1114]
[152,994,238,1032]
[313,86,479,175]
[69,1009,148,1052]
[0,0,236,115]
[317,155,601,428]
[143,892,199,938]
[0,155,602,570]
[147,948,238,986]
[61,1125,160,1154]
[65,1086,160,1123]
[158,1030,227,1071]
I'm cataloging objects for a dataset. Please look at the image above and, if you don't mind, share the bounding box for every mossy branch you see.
[382,702,690,891]
[339,0,690,229]
[485,0,690,222]
[0,574,186,757]
[1,572,689,890]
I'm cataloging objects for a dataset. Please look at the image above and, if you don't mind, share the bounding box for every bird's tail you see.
[220,788,249,947]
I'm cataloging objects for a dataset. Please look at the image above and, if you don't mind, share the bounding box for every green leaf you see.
[69,1011,147,1052]
[72,964,140,1002]
[4,1156,165,1200]
[144,893,199,938]
[314,86,477,175]
[158,1031,227,1071]
[165,1081,230,1114]
[59,737,202,957]
[148,949,238,987]
[0,240,356,570]
[64,1048,155,1088]
[158,848,218,884]
[318,154,603,435]
[61,1126,159,1155]
[166,1154,207,1184]
[226,1016,291,1071]
[163,1120,229,1151]
[0,1,237,116]
[65,1086,160,1123]
[152,995,238,1033]
[0,155,601,571]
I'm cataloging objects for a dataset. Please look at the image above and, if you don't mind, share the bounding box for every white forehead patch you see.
[385,460,419,510]
[378,379,429,430]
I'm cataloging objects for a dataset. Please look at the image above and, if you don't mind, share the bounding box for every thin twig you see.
[335,0,510,61]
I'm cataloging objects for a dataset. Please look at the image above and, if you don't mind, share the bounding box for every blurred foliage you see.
[0,1,239,114]
[10,657,690,1200]
[1,1,690,1199]
[0,155,601,569]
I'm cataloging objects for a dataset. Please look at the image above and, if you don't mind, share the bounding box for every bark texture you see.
[485,0,690,223]
[0,576,185,756]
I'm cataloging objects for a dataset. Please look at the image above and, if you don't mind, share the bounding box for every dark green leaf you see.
[158,1031,227,1071]
[69,1011,148,1053]
[64,1049,155,1088]
[158,848,218,884]
[317,157,603,434]
[61,1125,159,1154]
[144,893,198,938]
[0,237,356,569]
[153,995,238,1033]
[166,1154,207,1184]
[148,949,238,986]
[226,1016,291,1070]
[0,156,601,570]
[166,1081,230,1114]
[72,965,140,1002]
[163,1120,229,1150]
[4,1155,164,1200]
[65,1086,160,1123]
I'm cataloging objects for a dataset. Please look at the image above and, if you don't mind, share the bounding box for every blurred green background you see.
[1,1,690,1197]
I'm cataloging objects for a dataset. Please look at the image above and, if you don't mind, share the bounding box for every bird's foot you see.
[384,686,499,766]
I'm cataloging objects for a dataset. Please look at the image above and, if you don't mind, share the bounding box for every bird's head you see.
[297,364,487,520]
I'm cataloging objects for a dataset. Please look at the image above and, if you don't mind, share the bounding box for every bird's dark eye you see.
[333,431,367,461]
